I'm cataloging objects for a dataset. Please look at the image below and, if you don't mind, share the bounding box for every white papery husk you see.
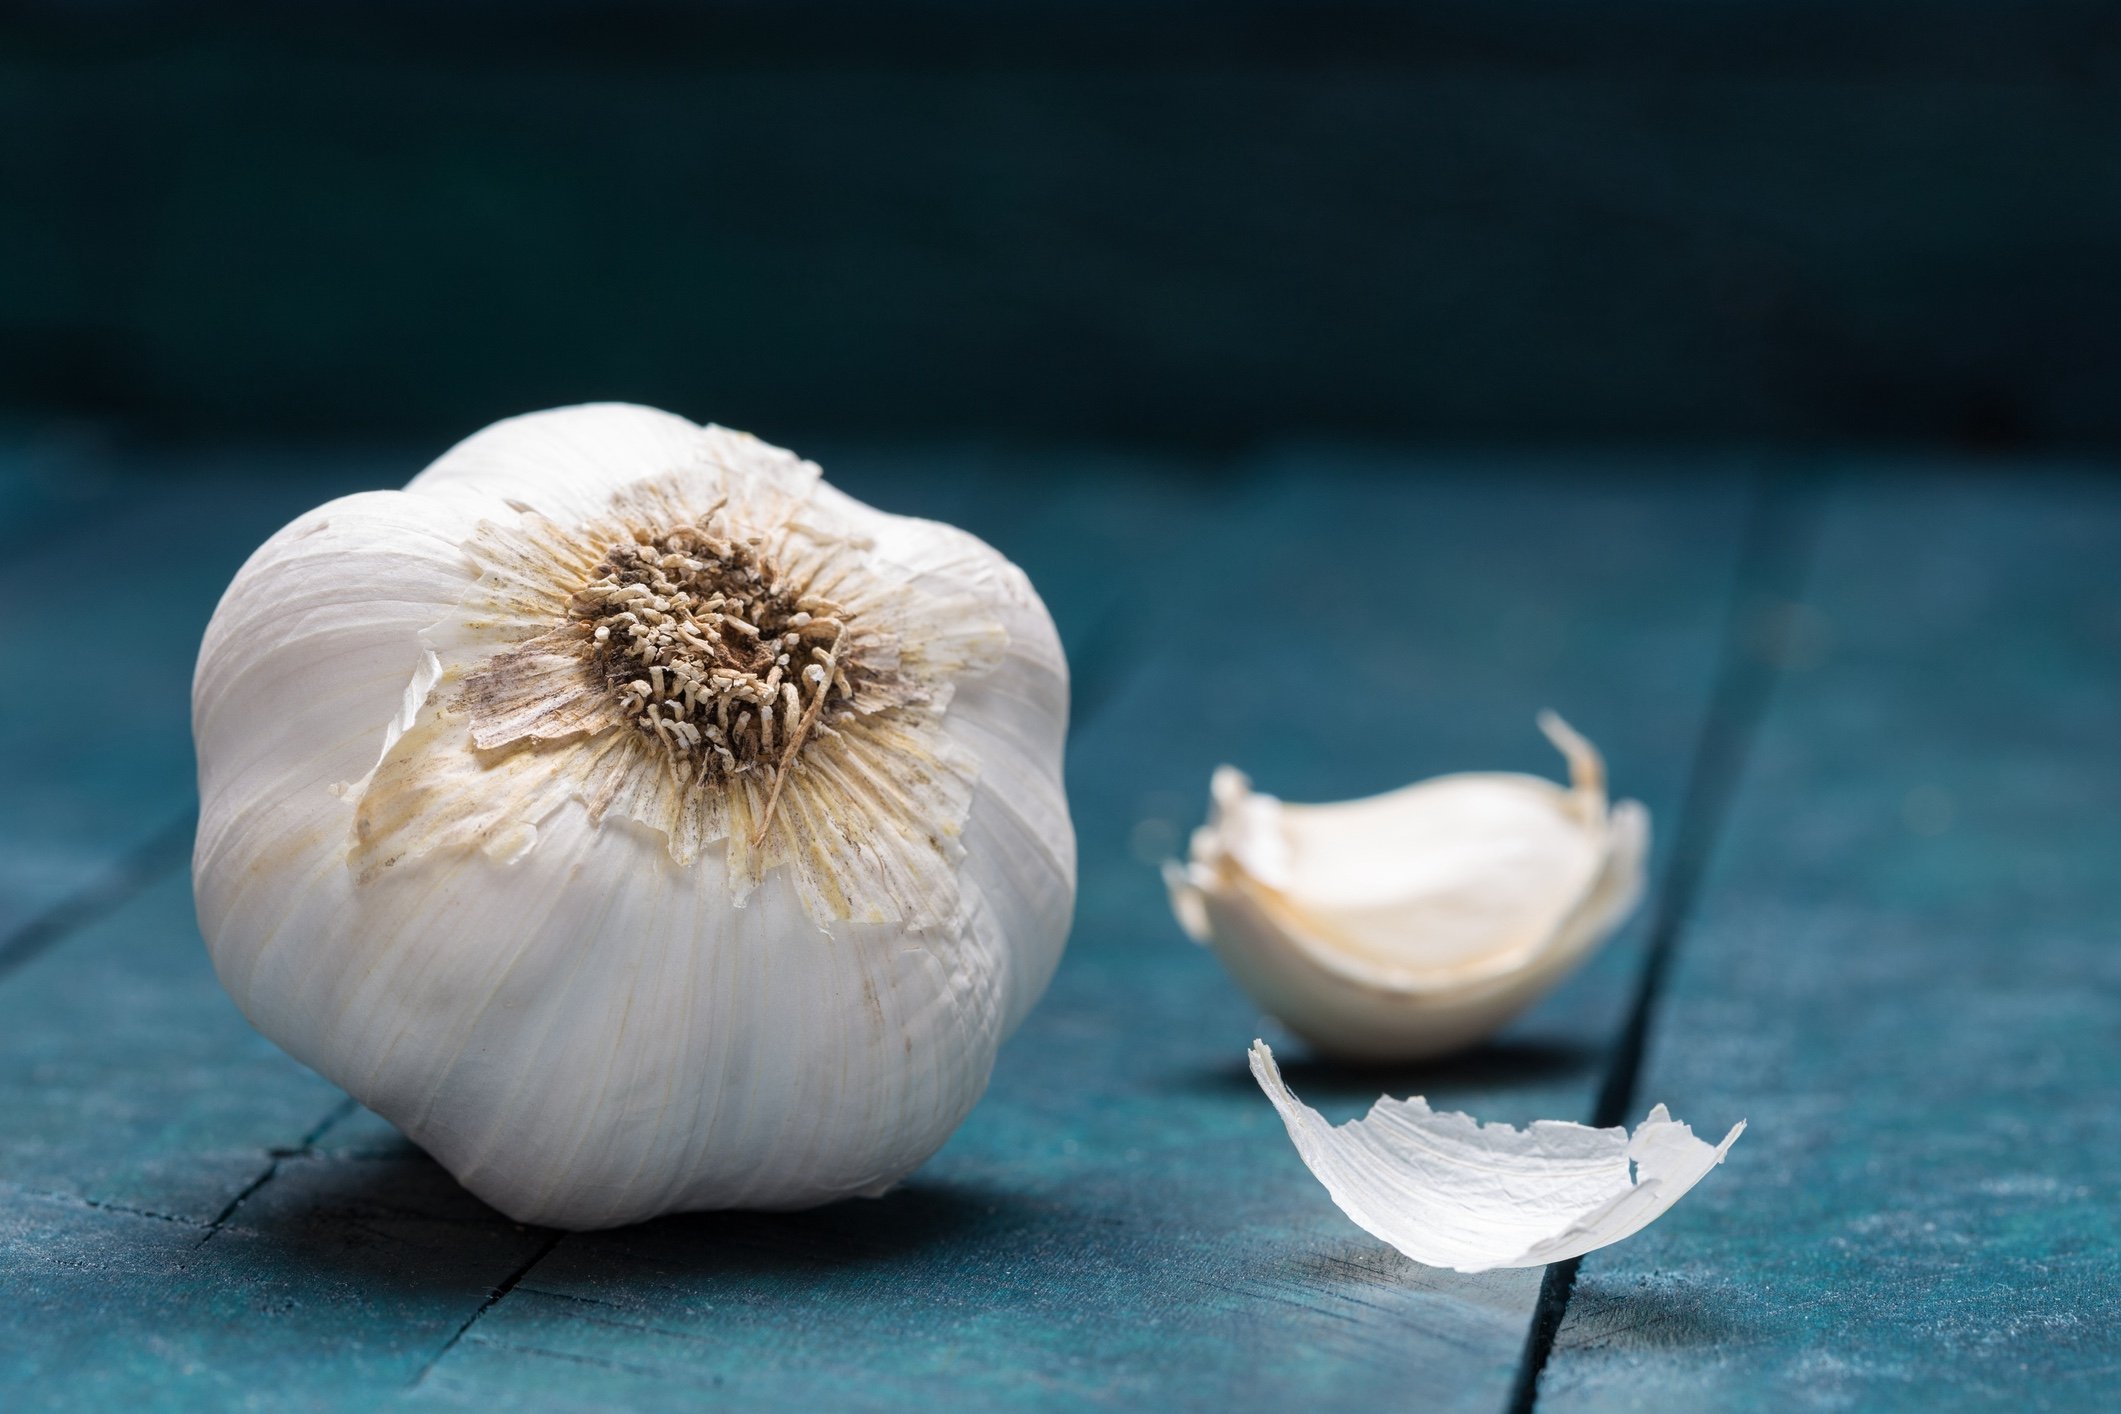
[1251,1042,1743,1272]
[1167,715,1649,1062]
[193,405,1074,1229]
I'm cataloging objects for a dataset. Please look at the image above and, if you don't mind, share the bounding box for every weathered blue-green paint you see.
[0,443,1078,1404]
[0,456,390,939]
[1,1182,554,1410]
[0,853,559,1404]
[1537,470,2121,1409]
[399,461,1752,1410]
[0,451,1754,1408]
[0,441,1086,1403]
[0,870,344,1222]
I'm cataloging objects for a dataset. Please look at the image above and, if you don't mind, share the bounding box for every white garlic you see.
[1166,715,1647,1062]
[1250,1041,1742,1272]
[193,404,1075,1229]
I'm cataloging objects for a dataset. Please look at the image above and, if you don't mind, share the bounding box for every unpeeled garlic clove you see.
[1250,1041,1742,1273]
[1166,714,1648,1062]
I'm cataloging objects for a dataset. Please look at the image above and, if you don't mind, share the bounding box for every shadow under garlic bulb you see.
[192,405,1075,1229]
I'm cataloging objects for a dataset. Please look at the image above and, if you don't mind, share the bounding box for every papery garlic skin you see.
[1167,716,1646,1062]
[1251,1041,1742,1273]
[193,405,1074,1229]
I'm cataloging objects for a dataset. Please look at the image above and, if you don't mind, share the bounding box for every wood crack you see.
[195,1096,361,1247]
[1504,468,1825,1414]
[0,811,196,983]
[16,1186,210,1229]
[411,1231,569,1389]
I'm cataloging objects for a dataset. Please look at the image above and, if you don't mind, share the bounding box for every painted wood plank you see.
[0,858,561,1404]
[0,867,344,1222]
[1537,469,2121,1409]
[0,445,1205,1408]
[0,451,394,940]
[0,451,1750,1410]
[409,457,1753,1410]
[0,440,1146,1222]
[0,1187,554,1409]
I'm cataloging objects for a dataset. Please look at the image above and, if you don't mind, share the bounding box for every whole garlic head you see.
[193,405,1075,1228]
[1166,715,1646,1062]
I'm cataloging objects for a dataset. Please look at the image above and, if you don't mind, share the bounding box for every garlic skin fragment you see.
[192,405,1074,1229]
[1166,715,1648,1062]
[1251,1042,1742,1273]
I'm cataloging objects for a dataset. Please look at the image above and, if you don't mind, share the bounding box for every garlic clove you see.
[916,546,1075,1033]
[1251,1041,1743,1273]
[193,490,483,821]
[218,795,1006,1224]
[1167,714,1648,1062]
[405,402,733,526]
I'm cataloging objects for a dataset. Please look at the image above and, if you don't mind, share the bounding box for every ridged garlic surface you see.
[193,405,1074,1229]
[1166,715,1646,1062]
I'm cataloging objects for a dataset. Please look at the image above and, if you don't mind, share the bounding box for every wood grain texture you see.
[0,860,564,1401]
[0,447,1772,1408]
[404,458,1753,1410]
[1536,469,2121,1409]
[1,1184,555,1408]
[0,442,1077,1405]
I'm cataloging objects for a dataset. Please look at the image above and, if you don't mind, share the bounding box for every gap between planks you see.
[411,1231,571,1389]
[1503,469,1824,1414]
[0,811,197,981]
[195,1096,362,1247]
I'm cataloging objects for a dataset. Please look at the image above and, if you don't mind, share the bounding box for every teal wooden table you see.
[0,442,2114,1410]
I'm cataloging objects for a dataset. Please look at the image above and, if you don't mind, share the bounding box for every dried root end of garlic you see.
[1251,1041,1743,1273]
[1166,714,1649,1062]
[193,405,1077,1229]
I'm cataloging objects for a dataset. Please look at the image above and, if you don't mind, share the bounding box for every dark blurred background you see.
[5,1,2121,454]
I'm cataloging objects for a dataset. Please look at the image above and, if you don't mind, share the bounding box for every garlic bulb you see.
[1251,1041,1741,1273]
[193,404,1074,1229]
[1166,715,1646,1062]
